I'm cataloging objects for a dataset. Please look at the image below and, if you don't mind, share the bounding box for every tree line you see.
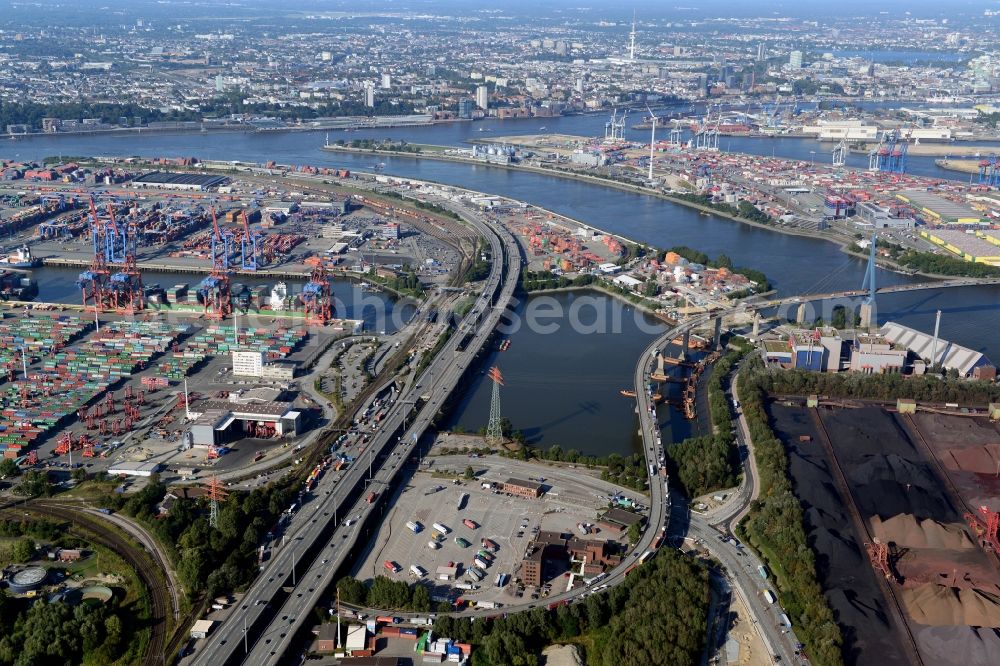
[429,548,710,666]
[336,576,431,612]
[737,356,844,666]
[757,366,1000,403]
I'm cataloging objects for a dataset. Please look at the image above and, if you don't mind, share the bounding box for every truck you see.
[482,538,498,552]
[495,573,509,588]
[477,600,499,609]
[455,537,471,548]
[457,493,469,510]
[375,616,399,625]
[779,613,792,628]
[465,568,485,582]
[432,522,451,534]
[383,560,401,574]
[474,557,490,570]
[462,518,478,530]
[757,565,769,580]
[427,540,441,550]
[763,590,776,604]
[366,492,378,504]
[406,520,423,533]
[410,565,426,578]
[455,583,479,591]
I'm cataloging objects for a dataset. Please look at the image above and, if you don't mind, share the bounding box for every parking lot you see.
[353,455,649,606]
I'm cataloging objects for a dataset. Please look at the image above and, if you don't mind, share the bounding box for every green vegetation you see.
[0,598,125,665]
[431,548,709,666]
[897,249,1000,278]
[365,265,424,298]
[755,366,1000,403]
[336,576,431,612]
[377,189,462,221]
[95,472,299,603]
[663,343,750,498]
[791,79,845,96]
[0,459,19,479]
[736,356,843,666]
[661,245,771,292]
[346,138,424,153]
[672,193,775,228]
[515,446,649,492]
[520,269,596,291]
[861,238,1000,279]
[13,470,53,498]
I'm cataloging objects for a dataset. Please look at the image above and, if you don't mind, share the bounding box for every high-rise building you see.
[381,73,391,89]
[789,50,803,69]
[365,82,375,108]
[476,84,489,110]
[757,42,766,61]
[575,77,585,94]
[457,98,473,119]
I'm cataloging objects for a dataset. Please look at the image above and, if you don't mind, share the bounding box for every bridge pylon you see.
[860,233,878,330]
[486,366,505,446]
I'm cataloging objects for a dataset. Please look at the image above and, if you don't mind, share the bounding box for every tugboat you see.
[0,245,40,269]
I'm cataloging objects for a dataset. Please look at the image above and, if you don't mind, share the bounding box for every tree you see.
[71,467,87,482]
[11,537,34,562]
[627,522,642,544]
[463,466,475,480]
[410,584,431,612]
[337,577,366,606]
[0,459,19,479]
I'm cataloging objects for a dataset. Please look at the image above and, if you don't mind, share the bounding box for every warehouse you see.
[919,229,1000,266]
[107,461,163,478]
[188,400,302,446]
[190,619,215,639]
[129,171,228,191]
[502,478,543,498]
[880,322,995,378]
[895,190,985,226]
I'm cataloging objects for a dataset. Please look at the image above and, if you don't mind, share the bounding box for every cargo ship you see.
[0,245,40,269]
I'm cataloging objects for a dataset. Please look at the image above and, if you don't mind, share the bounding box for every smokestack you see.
[930,309,941,370]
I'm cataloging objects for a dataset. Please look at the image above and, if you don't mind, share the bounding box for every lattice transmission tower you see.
[486,366,504,445]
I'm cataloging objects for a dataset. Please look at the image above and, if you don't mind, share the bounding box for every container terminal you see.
[0,162,481,486]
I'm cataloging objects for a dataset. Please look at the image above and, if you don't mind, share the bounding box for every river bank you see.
[934,158,981,176]
[320,143,965,282]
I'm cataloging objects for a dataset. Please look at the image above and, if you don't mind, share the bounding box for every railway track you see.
[1,501,174,666]
[809,408,924,666]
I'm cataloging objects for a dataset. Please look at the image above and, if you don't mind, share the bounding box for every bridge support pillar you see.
[751,313,761,340]
[678,329,690,361]
[796,303,809,325]
[713,317,723,351]
[859,301,876,331]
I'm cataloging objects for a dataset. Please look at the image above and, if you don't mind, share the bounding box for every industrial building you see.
[848,335,907,374]
[895,190,985,226]
[855,201,914,229]
[231,351,298,381]
[501,478,543,498]
[919,229,1000,266]
[190,619,215,640]
[188,400,302,446]
[519,530,623,586]
[880,321,995,379]
[129,171,228,191]
[107,461,164,478]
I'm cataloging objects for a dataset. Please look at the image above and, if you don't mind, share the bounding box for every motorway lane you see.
[632,314,803,664]
[188,199,519,665]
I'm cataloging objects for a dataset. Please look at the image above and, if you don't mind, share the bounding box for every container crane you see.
[301,265,333,326]
[239,210,261,271]
[77,197,111,312]
[106,204,145,314]
[198,207,233,319]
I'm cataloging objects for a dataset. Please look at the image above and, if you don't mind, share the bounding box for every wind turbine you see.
[646,105,659,181]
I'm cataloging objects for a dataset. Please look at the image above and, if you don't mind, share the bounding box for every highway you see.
[189,197,520,666]
[632,313,806,664]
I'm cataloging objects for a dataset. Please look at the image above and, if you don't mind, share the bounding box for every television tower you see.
[486,366,504,446]
[629,11,637,60]
[646,105,659,181]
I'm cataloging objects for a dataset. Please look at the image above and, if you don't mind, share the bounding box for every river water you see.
[2,119,997,455]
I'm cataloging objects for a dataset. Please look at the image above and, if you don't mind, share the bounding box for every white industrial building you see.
[232,350,264,377]
[880,322,995,378]
[107,461,163,478]
[188,400,302,447]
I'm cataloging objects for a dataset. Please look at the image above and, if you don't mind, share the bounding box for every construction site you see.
[768,401,1000,666]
